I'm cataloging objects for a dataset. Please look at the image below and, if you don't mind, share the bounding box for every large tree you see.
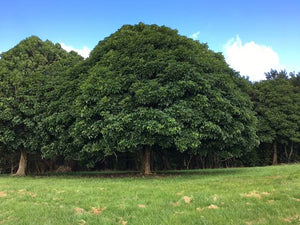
[253,70,300,165]
[0,36,82,175]
[76,23,258,174]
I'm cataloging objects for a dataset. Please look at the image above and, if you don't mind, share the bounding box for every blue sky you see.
[1,0,299,81]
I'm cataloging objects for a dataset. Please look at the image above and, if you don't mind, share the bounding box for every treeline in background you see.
[0,23,299,175]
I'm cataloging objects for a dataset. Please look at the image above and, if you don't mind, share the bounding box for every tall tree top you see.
[88,23,233,75]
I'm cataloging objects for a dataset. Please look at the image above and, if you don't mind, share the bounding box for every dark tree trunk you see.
[199,156,206,169]
[15,149,27,176]
[289,142,294,163]
[10,157,14,174]
[162,155,170,170]
[141,146,151,175]
[184,154,193,169]
[35,160,40,174]
[43,159,55,172]
[272,140,278,165]
[285,142,294,163]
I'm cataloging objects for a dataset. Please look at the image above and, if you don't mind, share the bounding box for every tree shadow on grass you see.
[28,167,245,179]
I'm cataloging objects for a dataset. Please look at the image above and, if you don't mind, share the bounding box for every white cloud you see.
[190,31,201,40]
[60,43,91,59]
[223,36,282,81]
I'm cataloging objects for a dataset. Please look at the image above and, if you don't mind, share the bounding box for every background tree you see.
[37,51,83,171]
[288,71,300,162]
[0,36,82,175]
[253,70,300,165]
[76,23,258,174]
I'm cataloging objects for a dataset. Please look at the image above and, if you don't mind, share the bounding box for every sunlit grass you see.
[0,164,299,224]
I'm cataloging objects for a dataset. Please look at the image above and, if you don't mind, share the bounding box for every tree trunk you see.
[43,159,55,172]
[185,154,193,169]
[162,155,170,170]
[284,145,288,162]
[141,146,151,175]
[15,149,27,176]
[10,157,14,174]
[287,142,294,163]
[199,156,206,169]
[272,141,278,165]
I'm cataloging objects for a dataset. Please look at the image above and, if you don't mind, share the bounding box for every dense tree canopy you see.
[253,70,300,164]
[0,36,82,175]
[0,24,299,175]
[76,23,258,174]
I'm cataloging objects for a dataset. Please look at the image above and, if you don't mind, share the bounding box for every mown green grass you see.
[0,165,300,225]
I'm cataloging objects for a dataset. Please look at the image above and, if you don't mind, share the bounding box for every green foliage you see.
[0,36,83,166]
[253,70,300,164]
[1,24,298,172]
[36,50,83,159]
[253,72,300,144]
[76,23,258,162]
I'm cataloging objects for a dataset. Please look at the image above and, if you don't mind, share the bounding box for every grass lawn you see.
[0,164,299,225]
